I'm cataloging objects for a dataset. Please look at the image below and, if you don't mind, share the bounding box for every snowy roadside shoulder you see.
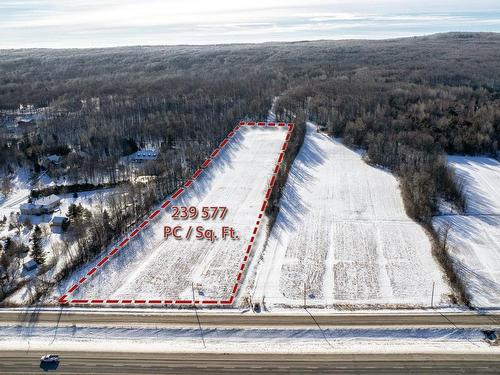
[0,325,498,354]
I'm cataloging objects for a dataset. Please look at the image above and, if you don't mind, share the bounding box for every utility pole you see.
[303,282,306,308]
[192,282,206,348]
[431,281,435,308]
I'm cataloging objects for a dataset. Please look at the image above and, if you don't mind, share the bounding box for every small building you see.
[35,194,61,213]
[16,118,36,127]
[20,194,61,216]
[23,258,38,272]
[51,216,69,233]
[47,154,61,165]
[20,203,39,216]
[129,149,158,163]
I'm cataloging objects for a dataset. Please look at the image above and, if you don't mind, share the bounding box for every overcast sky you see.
[1,0,499,48]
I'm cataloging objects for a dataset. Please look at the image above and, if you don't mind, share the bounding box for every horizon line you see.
[1,31,498,51]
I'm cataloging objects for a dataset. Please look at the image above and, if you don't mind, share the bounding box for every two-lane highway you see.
[1,351,500,374]
[1,308,499,329]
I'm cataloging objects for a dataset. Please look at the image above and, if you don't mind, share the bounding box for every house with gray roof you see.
[129,148,158,163]
[51,216,69,233]
[20,194,61,216]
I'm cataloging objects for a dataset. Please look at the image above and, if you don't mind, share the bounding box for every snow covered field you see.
[253,123,451,308]
[59,126,287,302]
[433,156,500,308]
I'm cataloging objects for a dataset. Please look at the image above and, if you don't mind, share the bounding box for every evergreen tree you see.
[67,203,84,223]
[102,209,113,239]
[30,225,44,265]
[4,237,11,253]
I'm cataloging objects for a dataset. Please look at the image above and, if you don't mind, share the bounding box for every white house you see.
[20,194,61,216]
[129,149,158,163]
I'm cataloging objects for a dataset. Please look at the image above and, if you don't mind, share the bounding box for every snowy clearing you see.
[0,169,34,220]
[253,123,451,308]
[58,126,287,303]
[433,156,500,308]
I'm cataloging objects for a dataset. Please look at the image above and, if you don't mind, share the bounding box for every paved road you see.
[1,351,500,374]
[1,310,499,373]
[1,309,499,329]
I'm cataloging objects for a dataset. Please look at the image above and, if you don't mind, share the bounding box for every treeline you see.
[30,182,119,199]
[266,112,307,228]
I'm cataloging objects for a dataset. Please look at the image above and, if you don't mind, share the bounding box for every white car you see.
[40,354,59,363]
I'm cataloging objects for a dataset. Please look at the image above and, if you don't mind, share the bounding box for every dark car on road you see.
[40,355,60,371]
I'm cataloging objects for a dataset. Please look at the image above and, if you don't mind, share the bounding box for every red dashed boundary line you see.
[59,121,294,307]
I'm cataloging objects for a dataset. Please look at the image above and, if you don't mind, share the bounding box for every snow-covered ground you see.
[433,156,500,308]
[0,324,494,354]
[0,167,119,305]
[59,126,287,302]
[0,169,35,220]
[253,123,451,308]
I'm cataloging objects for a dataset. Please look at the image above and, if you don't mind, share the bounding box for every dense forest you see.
[0,32,499,303]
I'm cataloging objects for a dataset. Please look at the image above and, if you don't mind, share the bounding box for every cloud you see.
[0,0,499,48]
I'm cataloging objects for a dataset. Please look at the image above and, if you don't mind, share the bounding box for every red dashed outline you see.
[58,121,294,307]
